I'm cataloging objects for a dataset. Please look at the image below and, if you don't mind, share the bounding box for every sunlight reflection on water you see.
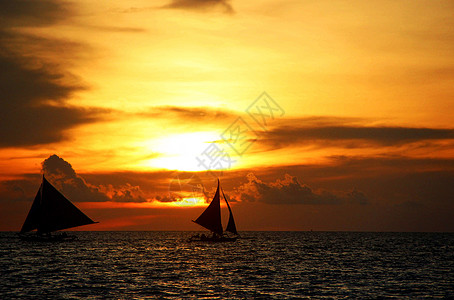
[0,231,453,299]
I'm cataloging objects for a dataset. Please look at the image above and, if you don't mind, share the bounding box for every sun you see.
[140,131,226,171]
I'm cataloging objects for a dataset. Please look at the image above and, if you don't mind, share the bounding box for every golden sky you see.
[1,0,453,231]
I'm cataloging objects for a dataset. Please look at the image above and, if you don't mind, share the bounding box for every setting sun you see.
[143,132,225,171]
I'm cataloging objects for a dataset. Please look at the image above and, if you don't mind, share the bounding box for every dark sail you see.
[20,176,96,234]
[20,183,43,233]
[221,188,238,235]
[193,180,223,235]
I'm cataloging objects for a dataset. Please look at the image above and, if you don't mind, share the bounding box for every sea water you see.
[1,231,453,299]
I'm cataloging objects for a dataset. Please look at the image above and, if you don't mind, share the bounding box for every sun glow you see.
[141,131,227,171]
[167,197,207,207]
[78,198,208,210]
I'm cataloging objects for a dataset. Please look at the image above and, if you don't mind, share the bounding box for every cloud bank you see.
[1,155,453,231]
[234,173,368,205]
[42,155,146,203]
[259,117,454,149]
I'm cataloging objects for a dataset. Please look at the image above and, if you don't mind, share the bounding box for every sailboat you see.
[19,175,98,241]
[189,179,239,242]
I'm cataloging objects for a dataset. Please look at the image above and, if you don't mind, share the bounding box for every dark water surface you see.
[1,232,453,299]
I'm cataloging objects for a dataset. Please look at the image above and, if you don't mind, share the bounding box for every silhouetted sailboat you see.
[19,175,98,241]
[189,179,239,242]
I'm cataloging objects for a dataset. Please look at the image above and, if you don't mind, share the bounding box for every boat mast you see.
[192,179,223,235]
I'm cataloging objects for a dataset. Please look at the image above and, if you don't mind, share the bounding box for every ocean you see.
[1,231,453,299]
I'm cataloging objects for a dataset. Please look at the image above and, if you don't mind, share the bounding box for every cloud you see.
[155,195,178,203]
[233,173,368,205]
[0,156,153,204]
[141,106,235,122]
[42,155,111,202]
[42,154,150,203]
[0,0,70,28]
[98,183,146,202]
[77,155,452,207]
[0,0,108,148]
[254,156,454,208]
[162,0,234,14]
[1,155,453,231]
[259,117,454,149]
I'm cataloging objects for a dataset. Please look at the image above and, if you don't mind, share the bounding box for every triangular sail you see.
[193,180,223,235]
[20,176,96,234]
[221,188,238,235]
[20,183,43,233]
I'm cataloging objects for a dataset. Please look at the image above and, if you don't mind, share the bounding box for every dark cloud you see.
[42,155,110,202]
[163,0,234,14]
[0,0,108,148]
[81,171,175,194]
[251,156,454,209]
[81,171,223,204]
[79,156,454,208]
[99,183,146,203]
[0,156,151,204]
[0,0,70,28]
[233,173,368,205]
[259,120,454,149]
[38,155,454,208]
[155,195,178,203]
[42,155,148,203]
[142,106,235,122]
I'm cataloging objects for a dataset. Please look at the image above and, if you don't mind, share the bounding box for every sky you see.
[1,0,453,232]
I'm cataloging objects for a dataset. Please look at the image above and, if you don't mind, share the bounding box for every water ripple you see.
[0,232,453,299]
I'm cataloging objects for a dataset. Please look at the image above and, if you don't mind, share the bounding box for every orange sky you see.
[1,0,453,231]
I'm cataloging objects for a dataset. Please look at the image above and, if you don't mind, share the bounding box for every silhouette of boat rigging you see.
[19,175,98,241]
[189,179,239,242]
